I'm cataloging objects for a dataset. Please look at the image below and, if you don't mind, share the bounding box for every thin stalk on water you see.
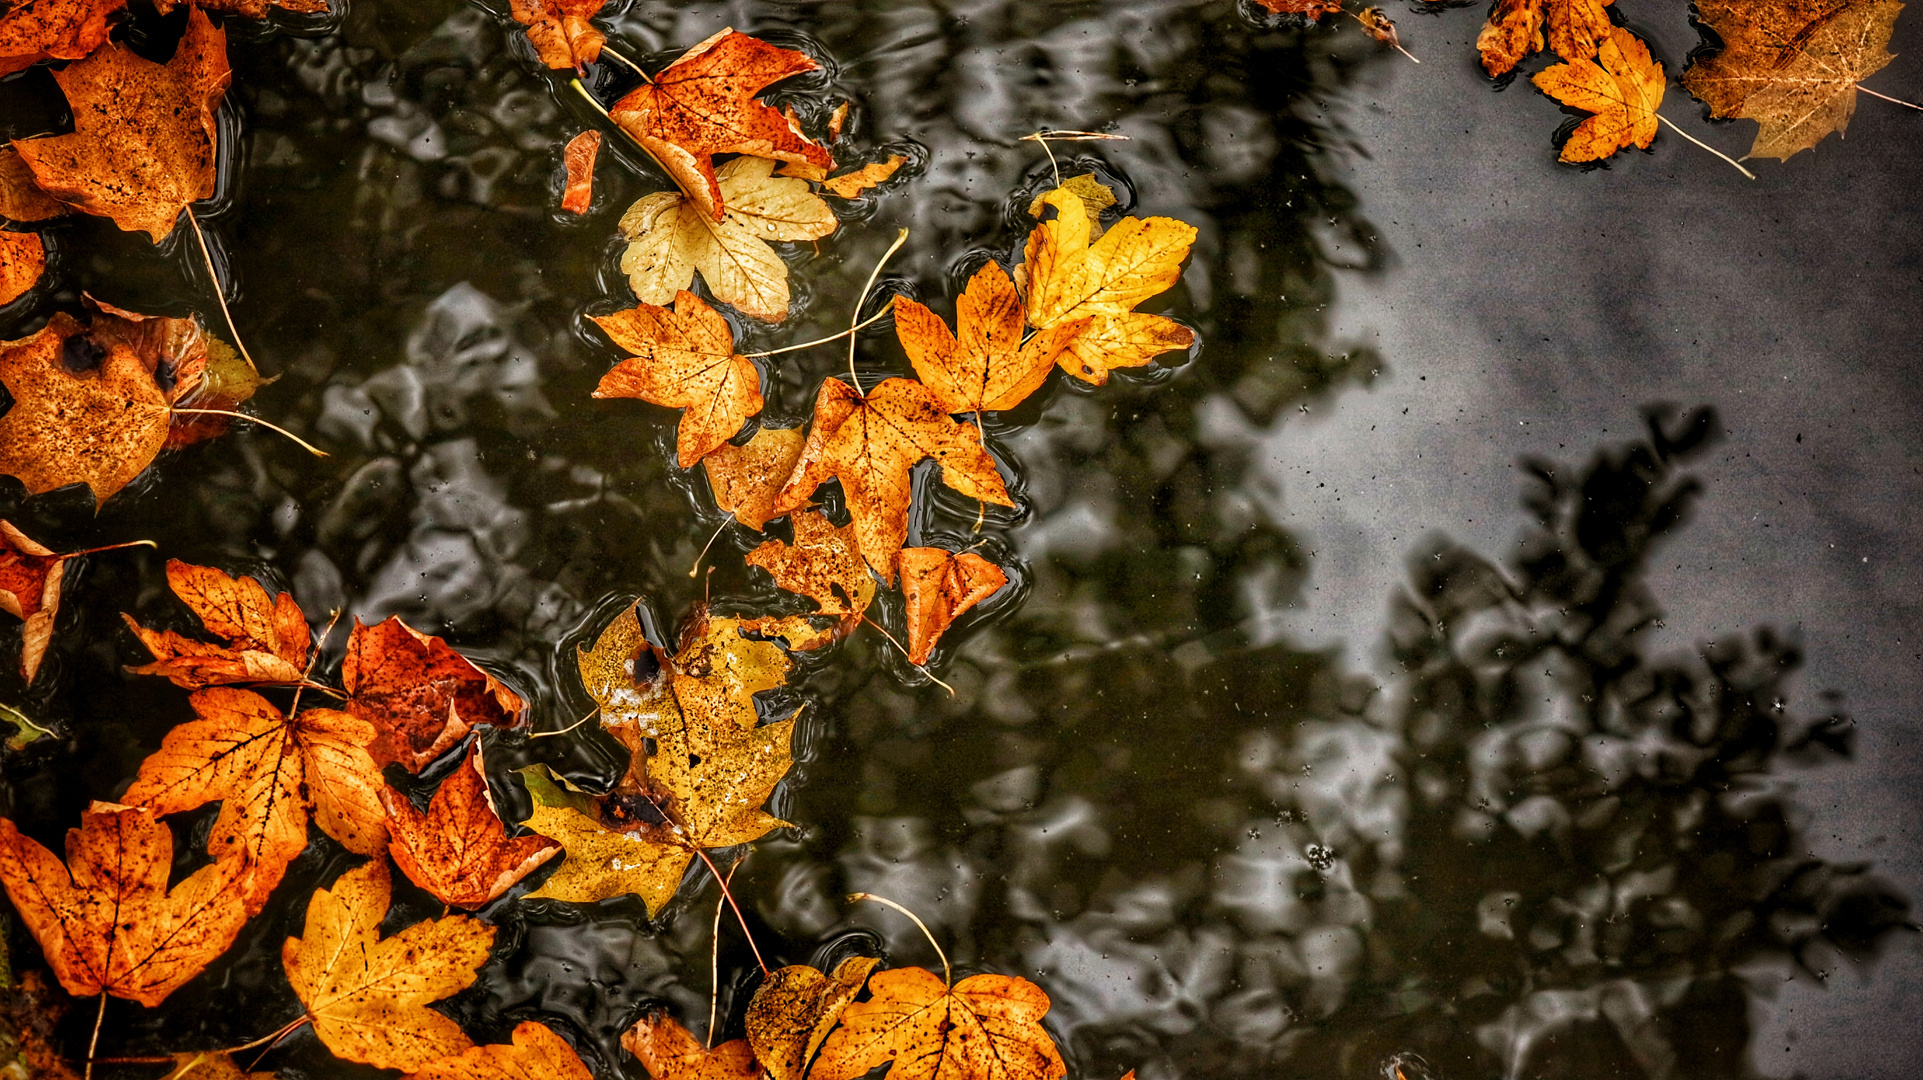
[84,994,104,1080]
[689,512,735,578]
[706,855,743,1049]
[849,892,951,987]
[848,229,911,389]
[528,705,600,739]
[1858,83,1923,111]
[186,214,257,377]
[857,615,955,696]
[1021,130,1129,188]
[171,408,327,457]
[1656,114,1757,179]
[691,844,768,975]
[742,303,894,358]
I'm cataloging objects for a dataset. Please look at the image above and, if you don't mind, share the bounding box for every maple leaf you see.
[342,616,527,772]
[121,687,387,913]
[746,510,876,625]
[405,1021,597,1080]
[122,559,310,689]
[1475,0,1615,78]
[12,7,229,242]
[812,968,1066,1080]
[1683,0,1902,159]
[0,147,67,222]
[774,378,1012,581]
[562,130,601,214]
[383,742,561,909]
[0,802,247,1006]
[895,262,1084,416]
[1021,186,1196,385]
[282,860,495,1071]
[780,154,908,198]
[516,766,691,913]
[592,290,763,468]
[625,1013,763,1080]
[1026,173,1115,240]
[1532,25,1664,163]
[0,521,66,683]
[0,232,44,307]
[705,426,806,531]
[897,547,1008,665]
[609,29,834,221]
[746,957,881,1080]
[0,0,123,78]
[619,156,838,323]
[510,0,605,73]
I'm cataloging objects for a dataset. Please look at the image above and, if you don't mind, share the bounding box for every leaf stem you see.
[690,845,769,976]
[849,228,911,389]
[599,44,652,83]
[1655,113,1757,180]
[689,512,735,578]
[857,615,955,696]
[741,302,894,358]
[1857,83,1923,111]
[528,705,599,739]
[707,855,742,1049]
[849,892,950,988]
[65,539,157,559]
[85,993,104,1080]
[186,214,259,376]
[171,408,328,457]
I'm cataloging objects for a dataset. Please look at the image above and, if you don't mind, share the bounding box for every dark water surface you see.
[1,1,1920,1077]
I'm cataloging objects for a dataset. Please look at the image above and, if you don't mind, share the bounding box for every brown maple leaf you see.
[1533,25,1664,162]
[591,290,763,468]
[773,378,1012,581]
[0,147,67,222]
[123,559,310,688]
[624,1014,764,1080]
[13,7,230,242]
[812,968,1065,1080]
[895,262,1084,416]
[746,509,876,625]
[1680,0,1859,116]
[0,0,123,78]
[898,547,1008,665]
[0,802,247,1007]
[609,29,835,221]
[0,232,43,307]
[405,1021,597,1080]
[510,0,605,74]
[746,958,881,1080]
[1474,0,1615,78]
[705,426,805,531]
[561,129,602,214]
[0,522,64,684]
[122,687,387,913]
[342,615,527,772]
[382,743,561,909]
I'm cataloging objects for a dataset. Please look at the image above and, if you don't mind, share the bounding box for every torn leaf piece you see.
[404,1021,597,1080]
[1026,173,1115,239]
[625,1014,764,1080]
[746,510,876,623]
[343,616,527,772]
[806,154,907,198]
[896,262,1083,415]
[123,559,309,689]
[592,290,763,468]
[898,547,1008,665]
[383,743,561,909]
[0,521,65,683]
[812,968,1066,1080]
[1531,25,1663,163]
[510,0,605,73]
[561,129,602,214]
[0,232,43,307]
[746,957,881,1080]
[705,427,806,531]
[1476,0,1615,78]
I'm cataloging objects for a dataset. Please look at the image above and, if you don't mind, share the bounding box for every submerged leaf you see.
[746,510,876,622]
[1475,0,1615,78]
[510,0,606,73]
[625,1014,764,1080]
[405,1021,597,1080]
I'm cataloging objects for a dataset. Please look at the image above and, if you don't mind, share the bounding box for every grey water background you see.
[0,0,1920,1077]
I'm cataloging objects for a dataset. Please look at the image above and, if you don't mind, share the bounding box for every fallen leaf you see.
[1683,0,1901,159]
[619,156,838,323]
[0,147,67,222]
[165,1051,275,1080]
[561,129,601,214]
[746,510,876,623]
[898,547,1008,665]
[510,0,605,73]
[0,311,176,504]
[123,559,309,689]
[13,8,229,242]
[895,262,1084,416]
[1253,0,1343,16]
[609,28,834,220]
[829,102,851,141]
[405,1021,596,1080]
[746,957,881,1080]
[625,1013,763,1080]
[705,426,806,530]
[0,700,56,751]
[164,335,265,450]
[0,802,247,1006]
[774,379,1011,580]
[734,613,839,652]
[1357,8,1408,53]
[1026,173,1115,239]
[516,766,690,913]
[1021,186,1196,385]
[592,290,763,468]
[1474,0,1615,78]
[282,860,495,1071]
[152,0,328,15]
[0,232,43,306]
[122,687,387,913]
[343,616,527,772]
[0,521,65,683]
[816,154,907,198]
[0,0,123,78]
[1532,25,1664,163]
[812,968,1066,1080]
[383,742,561,909]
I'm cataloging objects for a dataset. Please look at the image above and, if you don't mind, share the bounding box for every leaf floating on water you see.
[167,1051,275,1080]
[164,335,267,450]
[404,1021,598,1080]
[625,1013,765,1080]
[592,290,764,468]
[1474,0,1614,78]
[898,547,1008,665]
[343,615,527,772]
[0,232,44,307]
[153,0,328,15]
[0,521,65,683]
[510,0,606,73]
[1025,173,1115,239]
[122,559,310,688]
[745,957,881,1080]
[1532,26,1664,163]
[705,426,807,531]
[517,765,692,913]
[896,261,1083,415]
[746,509,877,623]
[0,0,123,78]
[815,154,908,198]
[812,968,1067,1080]
[0,700,54,752]
[0,147,66,222]
[561,129,602,214]
[382,743,561,909]
[1252,0,1343,18]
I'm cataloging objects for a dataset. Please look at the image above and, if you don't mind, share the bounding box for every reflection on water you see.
[0,1,1910,1078]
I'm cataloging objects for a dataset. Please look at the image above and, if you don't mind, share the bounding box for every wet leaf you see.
[517,765,691,913]
[618,156,838,323]
[1680,0,1858,117]
[12,8,229,242]
[1253,0,1342,17]
[591,290,763,468]
[282,860,494,1071]
[1532,26,1664,163]
[1475,0,1614,78]
[0,700,55,751]
[624,1014,763,1080]
[898,547,1008,665]
[774,378,1012,581]
[165,1051,274,1080]
[609,28,834,221]
[812,968,1066,1080]
[1357,8,1406,52]
[152,0,327,15]
[895,262,1083,415]
[705,426,806,531]
[1025,173,1114,239]
[122,559,309,689]
[0,0,123,78]
[562,129,601,214]
[0,232,44,307]
[1021,185,1196,385]
[383,743,561,909]
[0,521,65,683]
[122,687,387,913]
[164,335,266,450]
[0,147,67,222]
[780,154,907,198]
[404,1021,597,1080]
[343,615,527,772]
[745,957,881,1080]
[510,0,604,72]
[0,802,247,1006]
[746,509,876,623]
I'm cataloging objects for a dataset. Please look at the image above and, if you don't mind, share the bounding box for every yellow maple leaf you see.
[1533,26,1665,162]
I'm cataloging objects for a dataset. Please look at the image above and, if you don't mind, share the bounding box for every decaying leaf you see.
[1680,0,1858,116]
[0,802,247,1006]
[897,547,1008,665]
[405,1021,597,1080]
[282,860,495,1071]
[705,426,806,531]
[164,335,265,450]
[774,378,1012,580]
[1357,8,1407,53]
[152,0,329,15]
[0,0,124,78]
[1253,0,1342,17]
[383,743,561,909]
[1474,0,1615,78]
[516,766,691,913]
[123,559,310,688]
[0,147,67,222]
[746,957,881,1080]
[1021,186,1196,385]
[1026,173,1115,239]
[1532,25,1664,162]
[619,156,838,323]
[0,521,65,683]
[624,1013,763,1080]
[609,28,835,220]
[510,0,605,73]
[0,232,43,306]
[812,968,1066,1080]
[895,262,1083,416]
[122,687,387,913]
[0,700,56,751]
[562,129,602,214]
[343,616,526,772]
[12,8,230,242]
[779,154,907,198]
[592,290,763,468]
[746,510,876,623]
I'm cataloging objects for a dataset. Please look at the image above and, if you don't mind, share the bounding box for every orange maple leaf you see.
[405,1021,597,1080]
[0,522,66,683]
[382,743,561,909]
[561,129,602,214]
[704,426,805,531]
[342,615,527,772]
[895,262,1084,416]
[0,231,43,307]
[1532,26,1664,162]
[12,7,230,242]
[122,559,310,689]
[812,968,1066,1080]
[609,29,835,221]
[898,547,1008,665]
[0,0,123,78]
[1475,0,1615,78]
[774,378,1011,581]
[510,0,605,74]
[624,1013,763,1080]
[0,147,67,222]
[591,290,763,468]
[121,687,387,913]
[746,509,876,624]
[0,802,247,1007]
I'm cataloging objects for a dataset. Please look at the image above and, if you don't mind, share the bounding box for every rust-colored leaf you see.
[625,1014,763,1080]
[164,1052,274,1080]
[1253,0,1342,17]
[123,559,309,689]
[0,0,124,78]
[0,232,44,307]
[342,615,527,772]
[746,510,876,625]
[897,547,1008,665]
[745,957,881,1080]
[510,0,605,74]
[895,262,1083,416]
[561,129,602,214]
[1475,0,1615,78]
[154,0,329,15]
[1532,25,1664,162]
[592,290,762,468]
[705,426,806,531]
[0,802,247,1006]
[0,521,64,684]
[0,147,67,222]
[383,743,561,909]
[405,1021,597,1080]
[813,968,1066,1080]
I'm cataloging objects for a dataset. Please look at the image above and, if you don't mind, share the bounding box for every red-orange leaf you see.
[405,1021,597,1080]
[343,616,527,772]
[383,743,561,909]
[898,547,1008,665]
[0,521,65,683]
[0,0,124,78]
[624,1013,763,1080]
[0,232,44,307]
[591,290,762,468]
[123,559,310,689]
[561,130,602,214]
[510,0,605,74]
[0,147,67,222]
[894,262,1082,415]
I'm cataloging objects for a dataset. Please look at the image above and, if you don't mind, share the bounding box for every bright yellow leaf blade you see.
[812,968,1066,1080]
[1532,26,1665,163]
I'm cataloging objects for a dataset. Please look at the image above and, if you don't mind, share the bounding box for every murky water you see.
[1,1,1918,1077]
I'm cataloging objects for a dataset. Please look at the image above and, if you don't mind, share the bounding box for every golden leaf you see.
[705,426,806,531]
[625,1014,764,1080]
[746,509,876,621]
[898,547,1008,665]
[812,968,1066,1080]
[122,559,310,689]
[895,262,1083,415]
[404,1020,596,1080]
[745,957,881,1080]
[1532,26,1664,163]
[1475,0,1615,77]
